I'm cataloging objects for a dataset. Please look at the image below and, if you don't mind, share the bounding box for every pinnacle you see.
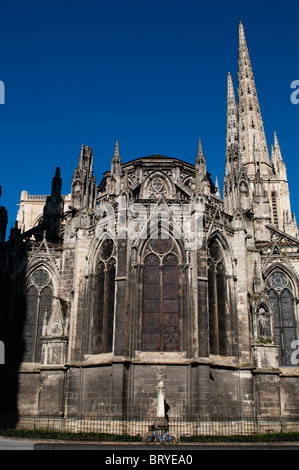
[113,140,120,159]
[197,138,205,161]
[273,131,283,160]
[227,72,237,105]
[239,21,247,47]
[226,72,238,152]
[274,131,279,150]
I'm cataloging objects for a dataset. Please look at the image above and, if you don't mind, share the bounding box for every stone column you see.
[154,368,168,428]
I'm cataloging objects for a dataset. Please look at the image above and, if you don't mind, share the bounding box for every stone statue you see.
[156,368,166,418]
[257,306,270,338]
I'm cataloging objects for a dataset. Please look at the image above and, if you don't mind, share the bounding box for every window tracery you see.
[24,268,53,362]
[93,239,116,354]
[149,177,167,199]
[142,237,180,352]
[267,270,297,366]
[208,238,227,355]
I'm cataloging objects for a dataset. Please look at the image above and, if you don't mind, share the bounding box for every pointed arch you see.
[266,268,298,366]
[91,238,116,354]
[139,170,175,199]
[141,235,182,352]
[207,229,235,277]
[207,233,234,356]
[23,266,55,363]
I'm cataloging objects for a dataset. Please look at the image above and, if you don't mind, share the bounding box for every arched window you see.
[267,270,297,366]
[93,239,116,354]
[208,238,227,355]
[142,238,181,352]
[24,268,53,363]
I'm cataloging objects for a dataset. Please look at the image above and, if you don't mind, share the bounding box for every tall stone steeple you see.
[238,21,271,176]
[226,72,239,158]
[223,73,240,214]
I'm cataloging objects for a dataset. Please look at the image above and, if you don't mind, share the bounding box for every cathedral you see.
[0,22,298,422]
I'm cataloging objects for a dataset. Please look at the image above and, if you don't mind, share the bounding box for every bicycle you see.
[144,425,178,445]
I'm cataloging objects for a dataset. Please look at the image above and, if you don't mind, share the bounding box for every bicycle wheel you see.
[163,433,177,445]
[144,432,154,445]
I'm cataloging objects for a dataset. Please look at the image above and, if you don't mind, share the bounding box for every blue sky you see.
[1,0,299,234]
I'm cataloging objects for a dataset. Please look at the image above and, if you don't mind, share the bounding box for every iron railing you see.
[1,414,299,438]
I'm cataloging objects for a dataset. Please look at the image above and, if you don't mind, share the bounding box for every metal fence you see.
[1,414,299,438]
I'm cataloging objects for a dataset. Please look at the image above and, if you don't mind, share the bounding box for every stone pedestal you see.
[154,368,168,429]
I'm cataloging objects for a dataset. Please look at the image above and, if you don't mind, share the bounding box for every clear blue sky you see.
[1,0,299,234]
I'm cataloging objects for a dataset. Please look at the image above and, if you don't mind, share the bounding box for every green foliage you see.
[0,428,143,442]
[1,428,299,443]
[180,433,299,443]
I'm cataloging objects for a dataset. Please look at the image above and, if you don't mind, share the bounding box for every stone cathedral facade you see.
[0,22,299,421]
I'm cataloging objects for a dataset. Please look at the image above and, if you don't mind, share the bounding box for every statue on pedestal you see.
[154,368,168,429]
[156,368,166,418]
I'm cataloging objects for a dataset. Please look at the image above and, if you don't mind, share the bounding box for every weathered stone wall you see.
[39,369,65,415]
[17,372,40,415]
[131,364,188,418]
[280,375,299,418]
[255,373,281,417]
[209,368,241,418]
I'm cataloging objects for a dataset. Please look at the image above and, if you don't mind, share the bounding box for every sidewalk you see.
[1,435,299,450]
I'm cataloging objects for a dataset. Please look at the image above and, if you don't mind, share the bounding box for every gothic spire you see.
[226,72,238,150]
[114,139,120,158]
[43,167,64,244]
[196,138,205,164]
[71,145,96,211]
[225,72,239,178]
[51,167,62,197]
[195,138,206,188]
[271,131,286,178]
[273,131,282,160]
[238,21,271,174]
[111,140,122,176]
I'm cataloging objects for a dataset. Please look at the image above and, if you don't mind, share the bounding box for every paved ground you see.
[35,442,299,451]
[0,439,35,450]
[0,438,299,451]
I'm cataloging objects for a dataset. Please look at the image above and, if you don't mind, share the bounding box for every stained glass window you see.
[24,269,53,362]
[208,239,227,356]
[93,240,116,354]
[142,239,180,352]
[267,270,297,366]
